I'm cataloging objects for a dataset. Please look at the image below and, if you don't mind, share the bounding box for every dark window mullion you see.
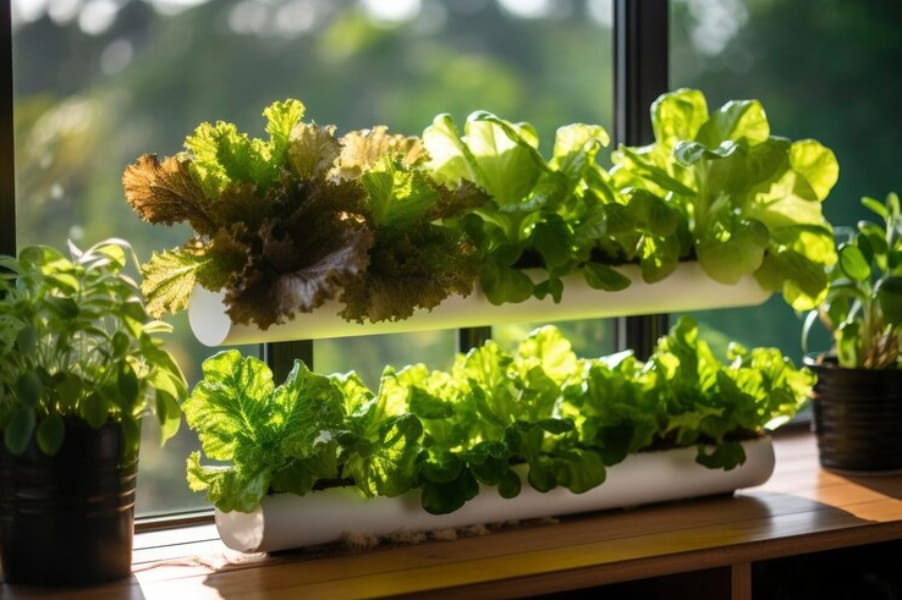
[613,0,670,359]
[264,340,313,382]
[459,326,492,353]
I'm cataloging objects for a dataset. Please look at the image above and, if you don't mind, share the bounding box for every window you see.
[7,0,618,517]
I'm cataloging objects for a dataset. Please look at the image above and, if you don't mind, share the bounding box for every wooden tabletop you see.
[4,431,902,599]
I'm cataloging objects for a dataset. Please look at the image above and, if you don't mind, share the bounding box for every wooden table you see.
[4,431,901,599]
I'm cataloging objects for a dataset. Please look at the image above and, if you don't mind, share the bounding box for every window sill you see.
[4,430,902,598]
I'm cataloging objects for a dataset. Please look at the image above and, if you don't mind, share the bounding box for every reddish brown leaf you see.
[123,154,216,235]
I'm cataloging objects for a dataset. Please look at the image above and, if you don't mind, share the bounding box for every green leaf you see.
[421,469,479,515]
[36,414,65,456]
[185,122,256,196]
[696,441,747,471]
[836,321,862,368]
[117,363,140,408]
[423,112,545,208]
[789,140,839,202]
[876,276,902,324]
[14,326,36,354]
[552,449,606,493]
[409,387,454,419]
[837,243,871,282]
[583,262,631,291]
[56,374,84,411]
[422,113,481,186]
[531,218,572,271]
[155,389,182,445]
[550,123,610,180]
[184,351,275,461]
[419,450,464,484]
[264,99,306,162]
[479,262,534,305]
[696,99,769,147]
[82,391,110,428]
[360,158,439,229]
[860,196,888,221]
[651,88,709,147]
[111,331,130,357]
[697,218,769,284]
[140,247,213,318]
[16,372,42,406]
[4,405,35,455]
[497,469,522,499]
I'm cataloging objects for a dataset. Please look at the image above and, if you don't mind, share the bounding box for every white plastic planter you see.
[189,262,770,346]
[215,437,774,553]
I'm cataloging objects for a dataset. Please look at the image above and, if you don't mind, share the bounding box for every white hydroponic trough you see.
[189,262,770,346]
[215,437,775,553]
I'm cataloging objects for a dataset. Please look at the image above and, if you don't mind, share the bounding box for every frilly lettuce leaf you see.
[140,237,242,318]
[186,99,305,197]
[184,351,346,512]
[338,158,484,323]
[223,182,373,329]
[286,122,341,180]
[331,126,427,181]
[122,153,216,235]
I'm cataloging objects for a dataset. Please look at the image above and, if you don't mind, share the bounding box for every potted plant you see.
[802,192,902,471]
[0,239,188,586]
[186,317,813,552]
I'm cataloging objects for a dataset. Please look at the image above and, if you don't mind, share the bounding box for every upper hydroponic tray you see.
[125,88,838,346]
[189,262,769,345]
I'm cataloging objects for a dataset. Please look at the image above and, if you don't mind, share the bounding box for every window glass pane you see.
[316,331,454,390]
[12,0,613,516]
[670,0,900,360]
[494,319,615,358]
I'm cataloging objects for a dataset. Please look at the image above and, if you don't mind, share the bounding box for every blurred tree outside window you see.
[11,0,615,516]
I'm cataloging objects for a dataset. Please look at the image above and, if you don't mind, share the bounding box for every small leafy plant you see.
[185,317,813,515]
[803,192,902,369]
[0,239,188,459]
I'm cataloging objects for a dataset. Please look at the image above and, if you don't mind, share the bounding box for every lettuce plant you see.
[124,101,484,329]
[610,88,839,310]
[185,318,812,514]
[423,113,643,303]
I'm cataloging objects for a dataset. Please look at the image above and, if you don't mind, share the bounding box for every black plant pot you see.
[0,418,138,586]
[806,359,902,472]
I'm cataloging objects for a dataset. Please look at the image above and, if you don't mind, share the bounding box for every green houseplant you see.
[802,192,902,471]
[0,238,188,585]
